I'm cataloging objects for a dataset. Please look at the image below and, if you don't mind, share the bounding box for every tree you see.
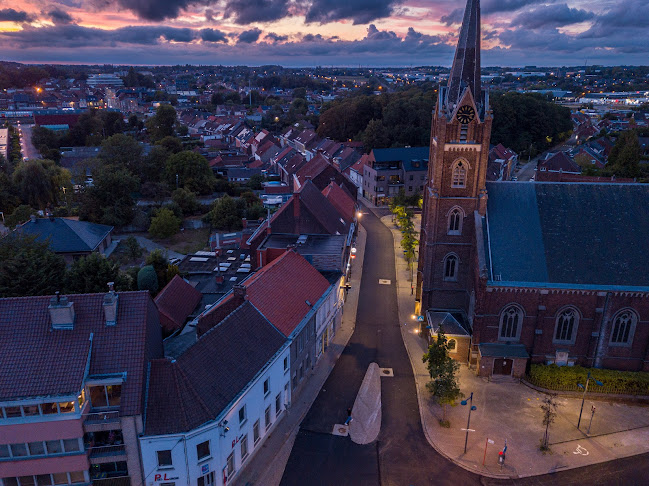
[139,145,169,183]
[361,119,390,151]
[124,236,143,259]
[156,136,183,154]
[65,253,128,294]
[172,188,199,215]
[206,195,242,230]
[145,249,172,289]
[606,130,641,178]
[247,174,265,190]
[80,166,139,227]
[5,204,33,229]
[12,159,70,209]
[165,151,215,195]
[0,234,66,297]
[99,134,142,173]
[540,394,559,451]
[149,208,181,239]
[146,104,177,142]
[293,87,307,99]
[137,265,159,294]
[422,327,463,425]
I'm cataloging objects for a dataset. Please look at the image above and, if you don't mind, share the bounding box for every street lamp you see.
[461,392,477,454]
[577,372,603,429]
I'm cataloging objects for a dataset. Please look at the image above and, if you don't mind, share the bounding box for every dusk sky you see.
[0,0,648,67]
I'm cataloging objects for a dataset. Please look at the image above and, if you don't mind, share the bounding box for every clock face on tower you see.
[456,105,476,124]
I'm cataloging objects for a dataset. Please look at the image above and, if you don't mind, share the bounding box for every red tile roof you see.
[154,275,202,333]
[0,292,162,416]
[322,182,356,224]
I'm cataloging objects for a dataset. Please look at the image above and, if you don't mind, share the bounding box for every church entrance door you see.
[493,358,512,375]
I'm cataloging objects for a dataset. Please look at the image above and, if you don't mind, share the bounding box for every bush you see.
[149,207,181,239]
[528,364,649,395]
[137,265,159,294]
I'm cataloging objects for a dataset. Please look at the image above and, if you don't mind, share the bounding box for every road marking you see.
[573,444,589,456]
[378,279,391,285]
[461,428,475,432]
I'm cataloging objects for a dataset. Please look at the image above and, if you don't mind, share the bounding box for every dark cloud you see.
[45,8,75,25]
[204,9,216,21]
[0,8,35,22]
[579,0,649,38]
[511,4,594,29]
[440,8,463,26]
[265,32,288,43]
[118,26,196,43]
[304,0,400,25]
[237,28,262,43]
[200,28,228,43]
[483,0,556,14]
[111,0,210,21]
[224,0,289,24]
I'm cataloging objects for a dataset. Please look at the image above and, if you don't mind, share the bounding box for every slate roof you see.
[426,311,469,336]
[19,217,113,254]
[371,147,429,165]
[144,301,287,435]
[154,275,202,333]
[0,292,161,416]
[479,343,529,358]
[485,182,649,288]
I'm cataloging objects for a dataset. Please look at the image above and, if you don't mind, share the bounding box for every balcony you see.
[88,443,126,458]
[85,430,126,463]
[92,476,130,486]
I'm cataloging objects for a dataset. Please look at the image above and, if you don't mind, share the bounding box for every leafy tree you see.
[12,159,71,209]
[149,208,181,239]
[146,104,177,142]
[172,188,199,215]
[5,205,34,229]
[124,236,143,259]
[240,191,262,208]
[156,136,183,154]
[293,87,307,99]
[206,195,242,230]
[606,130,641,178]
[99,134,142,173]
[247,174,265,190]
[422,327,463,425]
[146,249,172,289]
[137,265,159,294]
[80,166,139,227]
[65,253,128,294]
[0,234,67,297]
[246,204,266,221]
[165,151,215,195]
[139,145,170,183]
[290,98,308,115]
[362,119,390,151]
[540,394,559,451]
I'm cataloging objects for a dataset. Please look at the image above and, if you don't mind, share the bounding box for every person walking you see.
[345,407,353,426]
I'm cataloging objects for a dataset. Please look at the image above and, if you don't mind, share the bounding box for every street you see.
[17,123,41,160]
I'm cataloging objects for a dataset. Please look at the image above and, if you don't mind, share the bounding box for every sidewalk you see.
[380,213,649,479]
[232,226,367,486]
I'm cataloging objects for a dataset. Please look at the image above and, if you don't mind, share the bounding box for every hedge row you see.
[528,364,649,395]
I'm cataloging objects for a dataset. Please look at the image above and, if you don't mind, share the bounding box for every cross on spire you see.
[446,0,481,109]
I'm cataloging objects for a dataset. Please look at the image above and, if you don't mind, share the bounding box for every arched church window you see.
[443,254,458,281]
[452,160,467,188]
[447,207,464,235]
[499,305,523,341]
[553,307,579,344]
[609,309,638,346]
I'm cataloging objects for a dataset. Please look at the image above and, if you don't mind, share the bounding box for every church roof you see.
[484,182,649,290]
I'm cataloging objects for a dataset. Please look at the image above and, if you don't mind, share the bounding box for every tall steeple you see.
[446,0,481,109]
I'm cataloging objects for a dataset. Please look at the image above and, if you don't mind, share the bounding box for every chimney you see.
[233,284,247,300]
[102,282,118,326]
[30,215,36,223]
[241,218,248,229]
[49,292,75,330]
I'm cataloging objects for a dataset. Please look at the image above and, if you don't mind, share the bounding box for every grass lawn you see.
[152,227,211,255]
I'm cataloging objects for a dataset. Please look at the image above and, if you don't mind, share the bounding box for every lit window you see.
[610,309,637,345]
[499,305,523,341]
[554,308,579,343]
[448,339,457,351]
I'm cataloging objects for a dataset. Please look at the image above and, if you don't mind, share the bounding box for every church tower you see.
[416,0,492,317]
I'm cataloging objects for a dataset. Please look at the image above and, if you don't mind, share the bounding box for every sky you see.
[0,0,648,67]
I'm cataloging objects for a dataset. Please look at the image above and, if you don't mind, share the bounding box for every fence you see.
[525,374,649,396]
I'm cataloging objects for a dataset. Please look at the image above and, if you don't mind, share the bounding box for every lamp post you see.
[577,372,603,429]
[461,392,477,454]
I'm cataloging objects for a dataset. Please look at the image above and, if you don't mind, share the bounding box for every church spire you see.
[446,0,481,109]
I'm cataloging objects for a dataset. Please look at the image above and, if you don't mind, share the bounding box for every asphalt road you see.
[17,123,41,160]
[280,204,649,486]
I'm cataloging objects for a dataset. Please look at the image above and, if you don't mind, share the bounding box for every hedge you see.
[527,364,649,396]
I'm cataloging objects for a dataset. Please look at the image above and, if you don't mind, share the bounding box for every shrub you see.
[137,265,159,294]
[528,364,649,395]
[149,207,181,239]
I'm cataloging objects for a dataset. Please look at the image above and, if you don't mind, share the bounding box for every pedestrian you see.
[345,407,352,425]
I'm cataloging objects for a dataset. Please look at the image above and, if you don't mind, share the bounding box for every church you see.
[416,0,649,378]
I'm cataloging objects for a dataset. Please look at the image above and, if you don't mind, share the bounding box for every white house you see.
[139,301,291,485]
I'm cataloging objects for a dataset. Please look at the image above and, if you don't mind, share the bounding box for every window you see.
[275,393,282,417]
[448,339,457,352]
[4,406,21,418]
[196,440,210,461]
[443,254,458,281]
[610,309,638,345]
[447,208,463,235]
[499,305,523,341]
[36,475,52,486]
[238,405,247,425]
[23,405,39,416]
[58,402,74,414]
[10,443,28,457]
[283,356,288,372]
[62,439,79,453]
[265,406,272,430]
[157,450,172,467]
[451,160,468,188]
[240,434,248,461]
[18,478,34,486]
[409,175,414,180]
[554,308,579,343]
[263,378,270,397]
[41,403,58,415]
[28,442,45,456]
[52,473,68,485]
[68,472,85,484]
[198,472,214,486]
[226,452,235,477]
[46,440,62,454]
[0,444,9,458]
[292,371,297,390]
[88,384,121,409]
[253,420,260,444]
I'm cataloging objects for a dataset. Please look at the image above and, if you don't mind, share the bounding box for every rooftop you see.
[19,217,113,254]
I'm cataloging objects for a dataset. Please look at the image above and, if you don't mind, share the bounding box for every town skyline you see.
[1,0,648,66]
